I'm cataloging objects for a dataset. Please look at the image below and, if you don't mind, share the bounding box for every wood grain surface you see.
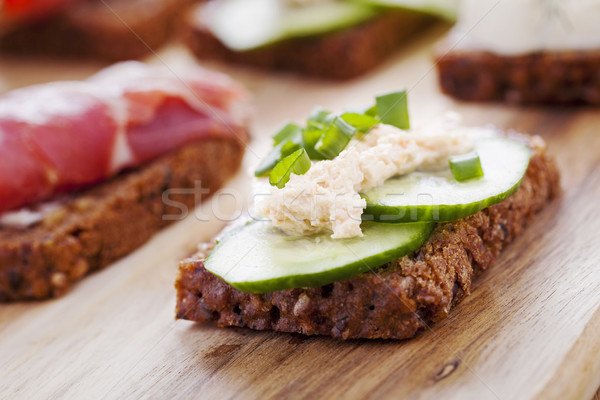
[1,26,599,400]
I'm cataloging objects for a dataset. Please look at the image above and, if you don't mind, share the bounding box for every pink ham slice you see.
[1,0,78,32]
[0,86,118,211]
[0,61,249,214]
[0,121,50,212]
[90,62,248,167]
[126,97,219,163]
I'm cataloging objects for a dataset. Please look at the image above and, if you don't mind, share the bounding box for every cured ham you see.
[1,0,75,28]
[0,61,249,214]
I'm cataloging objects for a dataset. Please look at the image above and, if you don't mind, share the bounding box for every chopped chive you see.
[375,90,409,130]
[258,92,413,174]
[364,104,378,117]
[255,123,303,177]
[335,115,358,136]
[281,140,301,158]
[272,122,302,145]
[315,116,357,159]
[449,152,484,182]
[345,104,377,116]
[340,112,379,133]
[254,140,301,177]
[307,106,334,129]
[269,148,311,189]
[255,145,282,177]
[301,127,327,160]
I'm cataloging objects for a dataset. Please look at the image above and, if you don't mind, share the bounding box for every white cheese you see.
[256,124,473,239]
[455,0,600,55]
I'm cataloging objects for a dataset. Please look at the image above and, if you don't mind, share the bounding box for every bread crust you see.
[175,136,560,340]
[0,137,245,301]
[185,9,432,80]
[0,0,195,60]
[435,45,600,105]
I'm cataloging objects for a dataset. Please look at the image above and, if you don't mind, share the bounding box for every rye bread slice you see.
[0,0,195,61]
[0,137,245,302]
[184,6,433,80]
[435,42,600,105]
[175,135,560,340]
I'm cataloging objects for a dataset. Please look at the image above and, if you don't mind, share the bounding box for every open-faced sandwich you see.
[176,91,560,340]
[0,0,195,60]
[185,0,458,79]
[436,0,600,105]
[0,61,250,301]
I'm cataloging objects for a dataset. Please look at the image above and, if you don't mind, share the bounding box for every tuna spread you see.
[256,123,473,239]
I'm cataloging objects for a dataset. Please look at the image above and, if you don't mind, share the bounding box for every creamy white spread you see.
[455,0,600,55]
[256,124,473,239]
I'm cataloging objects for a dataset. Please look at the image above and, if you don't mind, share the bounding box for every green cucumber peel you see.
[350,0,459,21]
[204,0,379,52]
[204,220,434,293]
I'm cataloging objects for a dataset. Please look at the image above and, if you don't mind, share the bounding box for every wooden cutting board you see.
[1,26,599,400]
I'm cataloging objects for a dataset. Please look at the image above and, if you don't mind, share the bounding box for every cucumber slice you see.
[351,0,459,21]
[203,0,378,52]
[350,0,460,22]
[362,137,531,222]
[204,220,433,293]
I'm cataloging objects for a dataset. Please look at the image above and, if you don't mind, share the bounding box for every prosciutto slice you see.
[1,0,75,29]
[0,61,249,213]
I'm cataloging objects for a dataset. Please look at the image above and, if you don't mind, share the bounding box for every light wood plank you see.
[1,26,599,399]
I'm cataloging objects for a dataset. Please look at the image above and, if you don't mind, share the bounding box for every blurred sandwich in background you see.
[184,0,458,79]
[0,0,196,60]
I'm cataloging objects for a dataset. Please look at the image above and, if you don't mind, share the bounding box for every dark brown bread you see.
[0,137,245,302]
[0,0,195,60]
[175,136,560,340]
[185,7,433,80]
[435,44,600,105]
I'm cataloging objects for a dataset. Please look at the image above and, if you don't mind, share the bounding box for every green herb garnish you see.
[269,148,312,189]
[449,152,484,182]
[375,90,409,130]
[307,106,334,129]
[315,116,357,159]
[340,112,379,133]
[255,90,411,180]
[272,122,302,145]
[255,124,303,177]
